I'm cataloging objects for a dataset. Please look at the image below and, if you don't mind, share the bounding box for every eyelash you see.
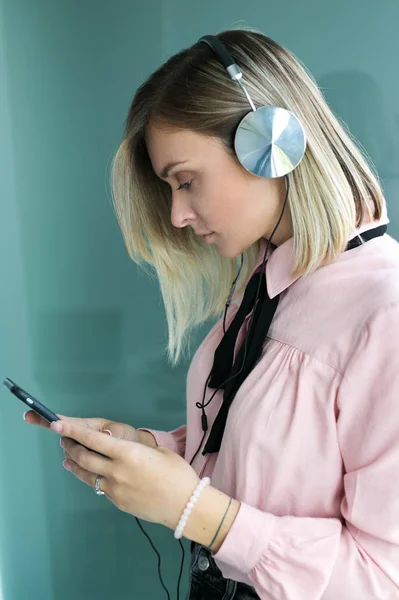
[177,180,192,191]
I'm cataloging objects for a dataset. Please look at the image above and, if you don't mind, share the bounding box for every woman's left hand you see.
[51,420,200,530]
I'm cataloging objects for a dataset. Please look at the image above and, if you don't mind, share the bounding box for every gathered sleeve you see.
[213,303,399,599]
[137,424,187,457]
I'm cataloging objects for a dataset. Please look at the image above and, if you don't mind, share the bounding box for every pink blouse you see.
[140,210,399,599]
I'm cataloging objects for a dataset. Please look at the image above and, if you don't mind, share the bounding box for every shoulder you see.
[306,234,399,321]
[336,240,399,374]
[272,234,399,372]
[337,234,399,305]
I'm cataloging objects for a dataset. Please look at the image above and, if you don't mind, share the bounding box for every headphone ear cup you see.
[234,106,307,178]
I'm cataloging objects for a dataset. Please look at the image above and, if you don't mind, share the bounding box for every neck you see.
[267,203,293,247]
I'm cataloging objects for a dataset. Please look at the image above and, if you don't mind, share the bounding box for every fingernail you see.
[51,421,63,433]
[59,438,65,448]
[103,429,112,436]
[62,461,71,471]
[23,411,27,421]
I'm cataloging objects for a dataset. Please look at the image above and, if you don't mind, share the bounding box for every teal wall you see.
[1,1,398,599]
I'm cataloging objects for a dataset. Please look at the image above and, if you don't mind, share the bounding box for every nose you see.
[170,193,197,229]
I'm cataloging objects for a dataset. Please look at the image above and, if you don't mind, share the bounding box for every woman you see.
[26,28,399,599]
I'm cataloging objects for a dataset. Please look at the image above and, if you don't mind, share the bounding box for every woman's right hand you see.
[23,411,155,446]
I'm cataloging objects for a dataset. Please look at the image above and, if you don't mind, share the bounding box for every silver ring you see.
[95,475,105,495]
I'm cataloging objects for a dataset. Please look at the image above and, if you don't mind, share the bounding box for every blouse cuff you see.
[137,428,183,455]
[212,501,277,574]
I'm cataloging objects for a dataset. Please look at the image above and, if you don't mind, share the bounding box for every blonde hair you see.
[111,27,385,365]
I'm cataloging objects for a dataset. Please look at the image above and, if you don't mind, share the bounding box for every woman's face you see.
[145,122,293,258]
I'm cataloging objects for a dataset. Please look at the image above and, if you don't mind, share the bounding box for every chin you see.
[218,240,251,259]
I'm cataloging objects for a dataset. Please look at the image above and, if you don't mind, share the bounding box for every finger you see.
[52,421,120,459]
[63,460,109,496]
[61,437,111,476]
[57,415,109,432]
[24,411,52,428]
[25,412,112,435]
[24,412,89,429]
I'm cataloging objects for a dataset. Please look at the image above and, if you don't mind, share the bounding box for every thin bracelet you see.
[206,497,232,551]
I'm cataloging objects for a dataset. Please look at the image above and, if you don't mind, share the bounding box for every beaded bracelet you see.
[174,477,211,540]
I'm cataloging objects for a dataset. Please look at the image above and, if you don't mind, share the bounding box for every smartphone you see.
[3,377,106,456]
[3,377,59,423]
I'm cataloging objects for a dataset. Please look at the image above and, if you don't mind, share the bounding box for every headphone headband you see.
[198,35,255,110]
[198,35,237,72]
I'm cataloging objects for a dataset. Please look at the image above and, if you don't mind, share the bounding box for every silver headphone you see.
[198,35,307,178]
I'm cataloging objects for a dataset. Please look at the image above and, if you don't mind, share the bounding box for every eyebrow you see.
[160,160,189,179]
